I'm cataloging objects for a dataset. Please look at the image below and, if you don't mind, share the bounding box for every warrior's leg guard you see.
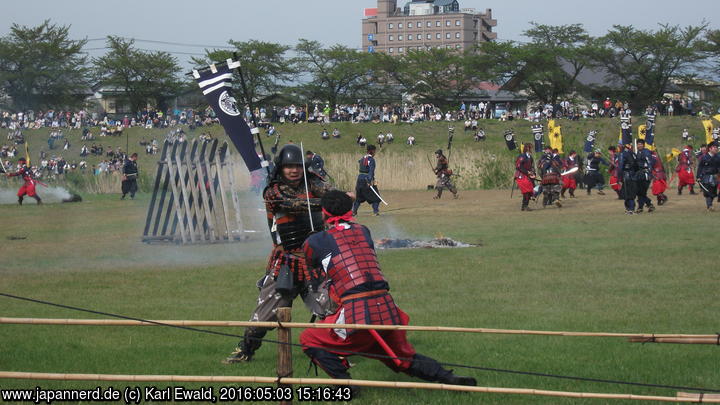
[224,327,268,363]
[690,185,696,195]
[18,196,23,205]
[351,200,360,216]
[371,202,380,215]
[406,354,476,386]
[561,188,566,198]
[706,196,714,209]
[677,186,683,195]
[569,188,575,198]
[434,189,443,199]
[33,195,42,204]
[303,347,352,379]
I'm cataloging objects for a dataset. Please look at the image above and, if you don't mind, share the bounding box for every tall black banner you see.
[193,61,262,172]
[583,130,596,153]
[504,129,517,151]
[621,122,632,146]
[531,124,544,152]
[645,122,655,147]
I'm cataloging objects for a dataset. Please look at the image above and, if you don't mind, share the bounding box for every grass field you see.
[0,186,718,404]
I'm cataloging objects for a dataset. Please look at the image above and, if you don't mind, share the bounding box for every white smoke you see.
[0,186,72,204]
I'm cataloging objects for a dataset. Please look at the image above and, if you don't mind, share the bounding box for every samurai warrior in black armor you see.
[224,144,336,363]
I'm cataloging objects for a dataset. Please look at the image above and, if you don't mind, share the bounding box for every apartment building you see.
[362,0,497,54]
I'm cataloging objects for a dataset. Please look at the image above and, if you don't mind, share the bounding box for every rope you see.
[1,292,718,394]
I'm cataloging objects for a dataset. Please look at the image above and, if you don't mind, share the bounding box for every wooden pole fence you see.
[0,317,716,340]
[0,372,717,403]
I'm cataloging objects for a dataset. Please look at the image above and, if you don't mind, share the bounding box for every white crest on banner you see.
[218,91,241,116]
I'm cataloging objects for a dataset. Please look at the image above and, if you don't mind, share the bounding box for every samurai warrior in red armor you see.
[299,191,476,393]
[676,146,696,195]
[514,143,536,211]
[6,157,42,205]
[650,150,669,205]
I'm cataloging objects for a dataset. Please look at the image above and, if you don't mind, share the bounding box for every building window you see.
[418,21,422,28]
[446,20,451,26]
[398,35,403,41]
[456,44,461,49]
[426,21,431,28]
[407,34,413,40]
[398,23,403,29]
[426,33,432,40]
[456,20,461,26]
[389,47,394,53]
[408,22,413,28]
[447,45,453,49]
[436,33,441,39]
[399,47,404,53]
[446,33,451,39]
[388,23,393,29]
[455,32,461,39]
[436,21,441,27]
[389,35,394,41]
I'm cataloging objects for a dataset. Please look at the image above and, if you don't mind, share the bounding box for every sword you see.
[299,142,315,232]
[369,184,389,206]
[698,181,710,193]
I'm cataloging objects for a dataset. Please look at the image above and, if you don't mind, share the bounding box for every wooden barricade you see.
[142,139,246,244]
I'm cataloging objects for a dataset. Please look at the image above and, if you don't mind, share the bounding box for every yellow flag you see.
[666,147,681,163]
[24,142,30,166]
[550,125,563,154]
[703,120,714,144]
[638,125,646,141]
[713,114,720,123]
[547,119,556,134]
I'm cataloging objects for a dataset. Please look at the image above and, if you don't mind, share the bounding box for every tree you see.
[595,24,707,107]
[371,48,489,109]
[477,23,599,105]
[0,20,89,111]
[293,39,371,107]
[192,40,295,108]
[93,36,183,113]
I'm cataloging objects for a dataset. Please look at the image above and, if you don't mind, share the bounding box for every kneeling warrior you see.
[6,157,41,205]
[300,191,477,392]
[514,143,536,211]
[432,149,458,199]
[224,144,335,363]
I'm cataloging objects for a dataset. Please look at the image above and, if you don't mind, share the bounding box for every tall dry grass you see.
[324,149,514,191]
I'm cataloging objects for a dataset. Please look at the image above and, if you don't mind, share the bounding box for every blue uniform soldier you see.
[634,139,655,213]
[305,150,328,179]
[352,144,381,216]
[617,143,638,215]
[696,141,720,211]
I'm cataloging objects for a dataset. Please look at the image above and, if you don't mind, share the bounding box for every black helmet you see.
[274,144,303,167]
[435,149,443,155]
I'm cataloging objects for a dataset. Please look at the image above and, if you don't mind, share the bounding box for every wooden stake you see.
[0,372,717,403]
[277,307,293,405]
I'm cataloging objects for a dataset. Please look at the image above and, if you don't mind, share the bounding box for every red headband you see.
[322,208,355,230]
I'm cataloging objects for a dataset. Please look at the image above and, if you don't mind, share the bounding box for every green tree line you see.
[1,19,718,113]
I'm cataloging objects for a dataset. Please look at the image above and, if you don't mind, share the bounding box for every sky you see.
[1,0,717,69]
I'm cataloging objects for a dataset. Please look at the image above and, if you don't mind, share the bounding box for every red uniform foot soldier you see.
[6,157,42,205]
[561,150,579,198]
[651,150,668,205]
[299,191,477,395]
[676,145,696,195]
[608,146,621,199]
[514,143,536,211]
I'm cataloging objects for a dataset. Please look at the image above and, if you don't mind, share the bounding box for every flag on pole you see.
[24,142,31,166]
[645,123,656,150]
[193,60,262,172]
[702,120,714,145]
[583,130,596,153]
[531,124,544,152]
[549,125,563,154]
[620,122,632,145]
